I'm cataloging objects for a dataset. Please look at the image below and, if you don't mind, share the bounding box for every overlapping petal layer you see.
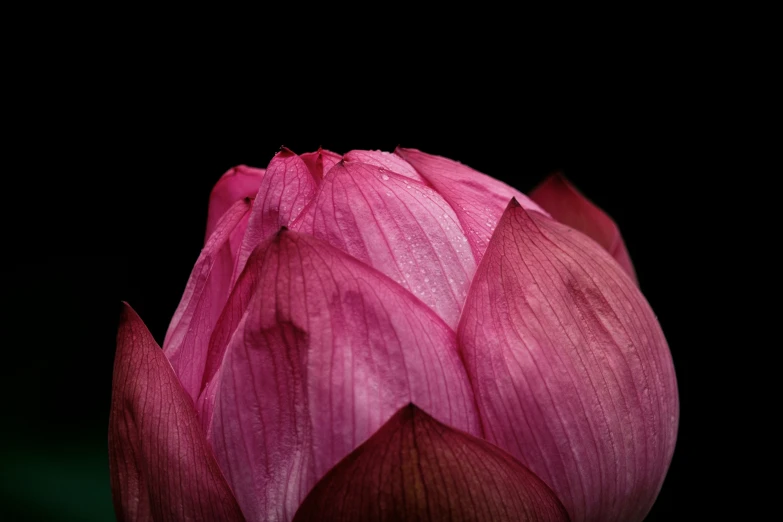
[293,404,570,522]
[202,229,480,522]
[343,149,426,183]
[233,149,318,282]
[163,198,251,401]
[394,147,548,263]
[109,303,244,522]
[205,165,264,242]
[292,159,475,328]
[458,200,678,522]
[299,148,342,181]
[530,174,637,284]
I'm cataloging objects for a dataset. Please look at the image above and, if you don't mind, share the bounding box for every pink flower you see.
[110,148,678,522]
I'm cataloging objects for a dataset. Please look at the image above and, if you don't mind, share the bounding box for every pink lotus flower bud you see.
[110,148,678,522]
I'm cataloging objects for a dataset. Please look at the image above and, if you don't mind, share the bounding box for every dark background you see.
[3,55,721,520]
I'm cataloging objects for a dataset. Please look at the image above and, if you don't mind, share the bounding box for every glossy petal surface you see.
[294,404,570,522]
[530,174,637,284]
[394,147,548,263]
[109,303,244,522]
[458,200,678,522]
[204,230,480,522]
[292,160,475,328]
[163,198,251,401]
[206,165,264,242]
[343,149,426,182]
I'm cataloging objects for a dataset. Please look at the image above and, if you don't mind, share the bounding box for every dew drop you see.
[381,174,390,181]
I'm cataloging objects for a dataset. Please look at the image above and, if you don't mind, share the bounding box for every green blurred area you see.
[3,257,121,522]
[1,436,114,521]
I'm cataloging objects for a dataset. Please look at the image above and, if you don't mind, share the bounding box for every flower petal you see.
[299,148,342,181]
[457,200,678,522]
[163,198,252,402]
[109,303,244,522]
[292,160,476,328]
[206,165,264,242]
[343,149,426,182]
[203,229,480,522]
[233,148,319,283]
[293,404,570,522]
[530,173,638,284]
[394,147,549,263]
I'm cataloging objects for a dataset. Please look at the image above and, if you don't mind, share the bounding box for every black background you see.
[3,43,727,519]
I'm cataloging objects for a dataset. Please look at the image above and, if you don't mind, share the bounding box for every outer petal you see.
[203,229,480,522]
[394,147,549,263]
[163,198,251,401]
[343,149,426,183]
[109,303,244,522]
[205,165,264,242]
[530,173,638,284]
[294,404,570,522]
[299,148,342,181]
[233,148,318,283]
[458,200,678,522]
[292,160,476,328]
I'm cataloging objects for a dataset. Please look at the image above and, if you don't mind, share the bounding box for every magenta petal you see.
[457,200,678,522]
[204,230,480,522]
[394,147,549,263]
[530,173,638,284]
[233,148,319,284]
[343,149,426,182]
[109,303,244,522]
[293,404,570,522]
[299,148,342,181]
[206,165,264,242]
[163,198,251,402]
[292,160,476,328]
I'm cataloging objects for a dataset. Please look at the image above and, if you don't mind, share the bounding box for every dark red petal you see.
[530,173,637,284]
[458,200,678,522]
[205,165,264,242]
[109,303,244,522]
[293,404,570,522]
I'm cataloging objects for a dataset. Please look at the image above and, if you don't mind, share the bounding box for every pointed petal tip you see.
[459,188,676,520]
[117,301,139,327]
[533,172,579,196]
[293,402,570,522]
[110,301,245,521]
[278,146,296,157]
[529,171,639,284]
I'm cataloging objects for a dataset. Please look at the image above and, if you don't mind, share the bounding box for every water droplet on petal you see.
[381,174,390,181]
